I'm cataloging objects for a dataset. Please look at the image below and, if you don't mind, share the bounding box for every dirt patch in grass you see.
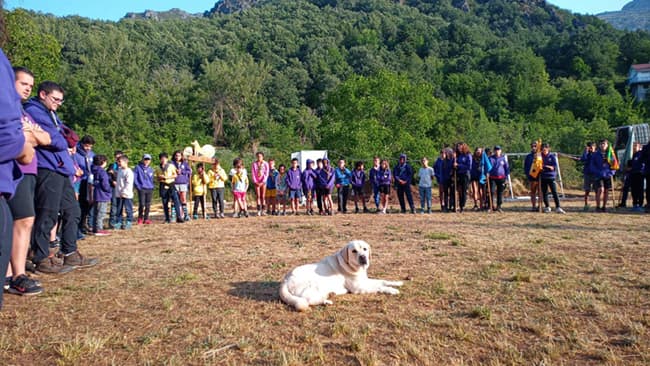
[1,198,649,365]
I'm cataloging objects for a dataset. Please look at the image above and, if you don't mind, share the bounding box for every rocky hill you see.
[123,8,202,20]
[597,0,650,31]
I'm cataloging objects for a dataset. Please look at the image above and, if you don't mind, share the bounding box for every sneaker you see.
[94,230,111,236]
[232,212,239,218]
[124,222,132,230]
[8,275,43,296]
[257,210,262,217]
[35,257,75,274]
[193,214,199,220]
[555,207,566,214]
[113,223,122,230]
[244,211,249,218]
[61,251,99,269]
[219,213,225,219]
[3,276,10,291]
[582,204,590,212]
[137,218,143,225]
[144,219,152,225]
[363,208,370,213]
[544,207,552,213]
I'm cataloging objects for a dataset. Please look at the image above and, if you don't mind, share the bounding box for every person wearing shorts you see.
[286,158,302,215]
[6,66,49,295]
[588,139,616,212]
[377,159,392,214]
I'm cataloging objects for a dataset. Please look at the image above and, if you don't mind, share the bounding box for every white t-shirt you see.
[117,167,134,199]
[418,167,434,188]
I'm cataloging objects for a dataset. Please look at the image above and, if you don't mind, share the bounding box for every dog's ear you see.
[340,245,350,265]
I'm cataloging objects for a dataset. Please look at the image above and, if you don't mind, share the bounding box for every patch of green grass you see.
[56,334,109,365]
[478,262,503,279]
[469,306,492,320]
[509,272,531,283]
[269,262,287,270]
[170,272,198,285]
[450,239,463,246]
[426,232,452,240]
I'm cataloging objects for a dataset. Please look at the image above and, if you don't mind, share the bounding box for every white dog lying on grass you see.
[279,240,403,311]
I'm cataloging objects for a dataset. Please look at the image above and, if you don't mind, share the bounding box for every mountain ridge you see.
[597,0,650,31]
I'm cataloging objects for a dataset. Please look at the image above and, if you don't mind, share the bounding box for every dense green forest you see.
[4,0,650,163]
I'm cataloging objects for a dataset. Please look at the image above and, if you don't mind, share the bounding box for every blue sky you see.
[4,0,634,21]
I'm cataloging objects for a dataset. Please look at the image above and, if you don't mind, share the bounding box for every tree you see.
[4,9,61,81]
[320,71,444,160]
[199,54,272,152]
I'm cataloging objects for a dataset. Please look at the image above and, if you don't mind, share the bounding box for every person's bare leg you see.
[8,217,35,279]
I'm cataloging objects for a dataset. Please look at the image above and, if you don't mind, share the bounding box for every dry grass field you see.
[1,197,649,365]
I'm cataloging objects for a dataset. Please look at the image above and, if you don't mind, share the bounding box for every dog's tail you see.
[279,281,309,312]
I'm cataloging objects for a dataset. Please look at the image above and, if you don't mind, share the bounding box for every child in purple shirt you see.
[351,161,369,213]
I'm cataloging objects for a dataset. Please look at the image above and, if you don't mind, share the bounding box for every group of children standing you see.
[84,137,645,231]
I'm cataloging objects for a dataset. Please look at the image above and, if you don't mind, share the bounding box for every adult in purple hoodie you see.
[24,81,98,273]
[6,66,50,296]
[0,48,34,308]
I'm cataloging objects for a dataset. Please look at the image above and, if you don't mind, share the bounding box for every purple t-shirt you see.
[18,110,38,175]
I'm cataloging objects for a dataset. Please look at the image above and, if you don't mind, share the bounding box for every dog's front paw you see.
[384,280,404,287]
[323,299,334,305]
[382,287,400,295]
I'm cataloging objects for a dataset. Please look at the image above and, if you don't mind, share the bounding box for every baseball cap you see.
[494,146,502,150]
[143,154,152,160]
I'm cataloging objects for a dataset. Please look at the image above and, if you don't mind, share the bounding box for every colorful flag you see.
[480,150,492,184]
[529,138,543,179]
[607,145,620,171]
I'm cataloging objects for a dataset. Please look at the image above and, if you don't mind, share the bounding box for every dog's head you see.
[339,240,371,272]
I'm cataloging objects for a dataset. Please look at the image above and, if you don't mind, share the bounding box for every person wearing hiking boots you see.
[24,81,98,273]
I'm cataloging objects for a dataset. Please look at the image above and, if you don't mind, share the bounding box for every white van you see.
[614,124,649,171]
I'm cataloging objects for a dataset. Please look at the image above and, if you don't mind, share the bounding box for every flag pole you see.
[538,174,543,213]
[610,176,617,211]
[486,175,493,212]
[453,157,459,213]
